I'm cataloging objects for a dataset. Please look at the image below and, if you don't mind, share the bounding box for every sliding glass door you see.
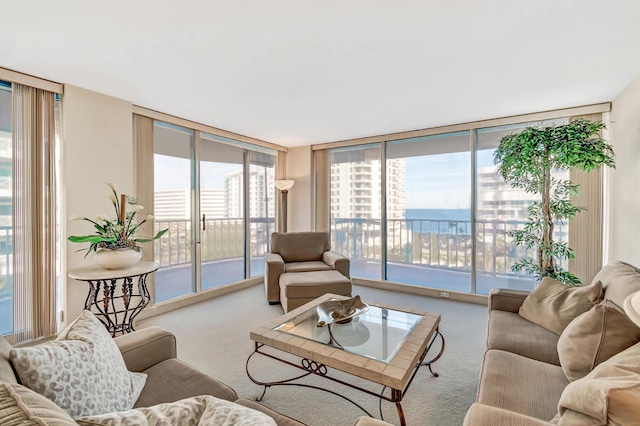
[152,121,278,303]
[329,144,382,280]
[200,133,245,289]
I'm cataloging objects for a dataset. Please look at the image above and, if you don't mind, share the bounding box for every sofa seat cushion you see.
[285,261,332,273]
[0,382,77,426]
[487,310,560,365]
[478,349,568,421]
[279,271,351,299]
[464,403,556,426]
[135,358,237,408]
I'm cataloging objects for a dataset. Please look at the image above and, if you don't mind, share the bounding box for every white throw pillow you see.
[76,395,278,426]
[10,310,147,419]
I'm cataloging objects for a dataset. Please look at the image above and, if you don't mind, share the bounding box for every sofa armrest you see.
[464,403,552,426]
[352,416,394,426]
[114,326,177,372]
[488,288,530,313]
[323,250,350,278]
[265,252,285,302]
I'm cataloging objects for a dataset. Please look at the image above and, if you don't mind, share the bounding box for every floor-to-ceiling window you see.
[327,117,576,295]
[0,82,12,335]
[0,78,61,340]
[249,151,276,277]
[329,144,382,280]
[151,120,278,303]
[386,132,472,291]
[153,122,195,302]
[475,120,568,293]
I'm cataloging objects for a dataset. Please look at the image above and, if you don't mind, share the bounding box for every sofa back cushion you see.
[271,232,331,262]
[519,277,603,335]
[0,333,17,384]
[591,261,640,307]
[557,301,640,381]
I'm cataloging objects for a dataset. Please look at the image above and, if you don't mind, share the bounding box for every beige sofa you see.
[265,231,352,312]
[464,261,640,425]
[1,325,304,425]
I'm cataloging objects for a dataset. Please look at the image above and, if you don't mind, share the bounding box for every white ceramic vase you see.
[94,248,142,270]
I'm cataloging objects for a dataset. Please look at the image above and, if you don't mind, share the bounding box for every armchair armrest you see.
[464,403,552,426]
[488,288,530,313]
[265,252,285,302]
[114,326,176,372]
[323,250,350,278]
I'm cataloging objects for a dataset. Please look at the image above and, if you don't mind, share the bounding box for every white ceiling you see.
[2,1,640,147]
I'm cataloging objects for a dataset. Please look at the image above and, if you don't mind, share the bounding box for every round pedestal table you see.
[68,261,159,336]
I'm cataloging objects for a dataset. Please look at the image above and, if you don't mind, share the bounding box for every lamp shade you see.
[275,180,294,191]
[623,291,640,328]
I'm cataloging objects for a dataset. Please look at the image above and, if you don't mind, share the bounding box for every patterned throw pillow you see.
[10,310,147,419]
[76,395,278,426]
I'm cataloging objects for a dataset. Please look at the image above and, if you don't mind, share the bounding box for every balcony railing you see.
[154,217,275,268]
[331,217,567,278]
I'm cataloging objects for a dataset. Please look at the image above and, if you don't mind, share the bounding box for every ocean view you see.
[404,208,472,235]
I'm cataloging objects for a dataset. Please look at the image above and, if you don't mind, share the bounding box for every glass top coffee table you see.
[247,293,444,426]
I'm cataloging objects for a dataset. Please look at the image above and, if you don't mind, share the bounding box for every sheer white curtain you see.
[12,83,59,344]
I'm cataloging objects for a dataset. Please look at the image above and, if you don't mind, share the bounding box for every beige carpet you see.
[138,284,488,426]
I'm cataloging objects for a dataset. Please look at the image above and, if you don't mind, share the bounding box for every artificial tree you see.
[493,119,615,286]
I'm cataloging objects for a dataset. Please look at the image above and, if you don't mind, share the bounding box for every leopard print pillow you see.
[10,310,147,418]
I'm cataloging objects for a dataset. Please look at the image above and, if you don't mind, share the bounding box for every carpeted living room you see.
[2,1,640,426]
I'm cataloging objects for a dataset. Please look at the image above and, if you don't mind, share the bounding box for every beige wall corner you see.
[63,84,134,322]
[286,146,313,232]
[609,73,640,266]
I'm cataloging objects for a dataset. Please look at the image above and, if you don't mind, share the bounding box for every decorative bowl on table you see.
[316,295,369,327]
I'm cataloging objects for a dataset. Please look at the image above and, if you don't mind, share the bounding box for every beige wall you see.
[63,85,134,322]
[608,74,640,266]
[287,146,313,231]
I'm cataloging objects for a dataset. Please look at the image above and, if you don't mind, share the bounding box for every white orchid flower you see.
[133,205,144,213]
[95,214,109,222]
[106,182,117,192]
[68,213,84,221]
[108,193,117,204]
[145,215,154,221]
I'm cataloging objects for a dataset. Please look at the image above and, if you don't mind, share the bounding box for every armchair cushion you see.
[285,261,332,273]
[271,232,330,262]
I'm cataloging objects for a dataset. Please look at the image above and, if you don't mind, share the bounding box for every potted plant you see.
[68,183,168,269]
[494,119,615,286]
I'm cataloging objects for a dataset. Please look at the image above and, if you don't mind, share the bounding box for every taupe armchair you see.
[265,231,352,312]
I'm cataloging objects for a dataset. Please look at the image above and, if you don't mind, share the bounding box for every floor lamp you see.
[275,180,294,233]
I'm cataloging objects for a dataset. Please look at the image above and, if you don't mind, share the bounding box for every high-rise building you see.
[330,154,405,220]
